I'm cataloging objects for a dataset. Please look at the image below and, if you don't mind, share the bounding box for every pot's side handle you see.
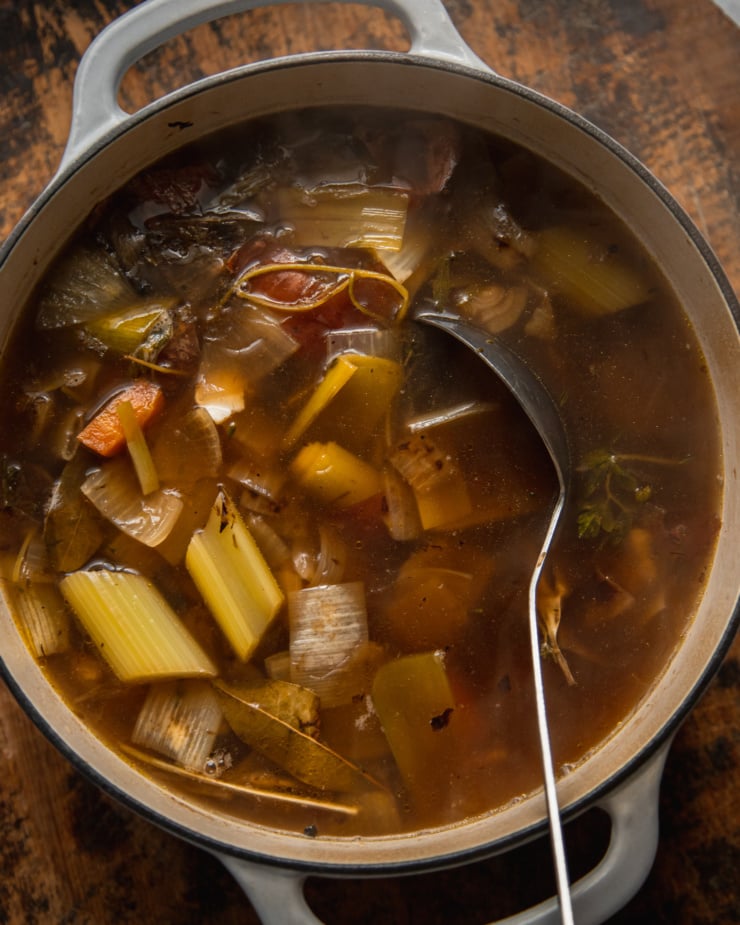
[215,855,319,925]
[213,741,671,925]
[61,0,488,171]
[494,740,672,925]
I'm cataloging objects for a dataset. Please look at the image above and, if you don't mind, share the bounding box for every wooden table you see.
[0,2,738,922]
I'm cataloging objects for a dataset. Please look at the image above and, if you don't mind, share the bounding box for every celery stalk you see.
[277,186,408,252]
[60,569,217,682]
[186,490,285,661]
[532,226,651,316]
[290,441,382,508]
[117,399,160,495]
[283,353,403,452]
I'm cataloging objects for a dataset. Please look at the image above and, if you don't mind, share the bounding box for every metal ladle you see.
[415,306,575,925]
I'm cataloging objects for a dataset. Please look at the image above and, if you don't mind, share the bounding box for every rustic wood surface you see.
[0,1,738,922]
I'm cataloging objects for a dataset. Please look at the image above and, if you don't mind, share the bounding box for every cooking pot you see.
[0,1,738,923]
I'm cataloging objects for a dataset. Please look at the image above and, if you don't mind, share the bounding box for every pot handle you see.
[61,0,488,169]
[214,740,671,925]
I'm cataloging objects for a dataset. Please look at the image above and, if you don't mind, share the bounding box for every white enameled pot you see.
[0,2,738,923]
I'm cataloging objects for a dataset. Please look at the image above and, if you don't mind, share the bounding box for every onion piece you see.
[81,458,184,548]
[288,582,369,707]
[131,680,224,771]
[381,465,422,542]
[151,406,222,487]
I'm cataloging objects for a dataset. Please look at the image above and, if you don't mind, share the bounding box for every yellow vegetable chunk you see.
[532,225,651,316]
[290,441,382,508]
[186,490,285,661]
[283,353,403,451]
[60,570,217,682]
[372,651,457,806]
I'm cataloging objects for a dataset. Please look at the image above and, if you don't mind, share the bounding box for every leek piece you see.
[84,300,173,354]
[290,442,382,509]
[186,490,285,661]
[60,569,217,682]
[117,399,160,495]
[371,651,456,795]
[288,582,369,707]
[264,649,292,681]
[131,680,224,771]
[1,578,70,659]
[532,226,651,316]
[214,680,380,793]
[81,458,184,548]
[283,353,403,451]
[276,186,409,252]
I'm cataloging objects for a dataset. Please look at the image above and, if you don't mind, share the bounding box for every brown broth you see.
[0,107,721,837]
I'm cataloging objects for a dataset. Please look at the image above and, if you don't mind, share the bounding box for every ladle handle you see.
[61,0,488,170]
[214,741,669,925]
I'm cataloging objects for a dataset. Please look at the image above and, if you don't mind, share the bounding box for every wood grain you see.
[0,2,738,923]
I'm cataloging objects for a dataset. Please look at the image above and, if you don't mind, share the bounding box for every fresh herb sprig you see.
[576,449,685,544]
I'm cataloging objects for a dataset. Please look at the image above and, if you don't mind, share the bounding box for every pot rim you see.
[1,47,738,877]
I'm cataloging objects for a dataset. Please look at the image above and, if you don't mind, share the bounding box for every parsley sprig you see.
[576,449,685,544]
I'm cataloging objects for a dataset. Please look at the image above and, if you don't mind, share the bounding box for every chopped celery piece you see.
[214,680,380,793]
[283,353,403,451]
[389,434,472,531]
[277,186,408,252]
[117,399,159,495]
[81,458,184,548]
[288,582,369,707]
[290,442,382,508]
[532,226,651,316]
[186,490,285,661]
[371,651,456,795]
[84,300,174,354]
[60,569,217,682]
[1,578,70,659]
[132,679,224,771]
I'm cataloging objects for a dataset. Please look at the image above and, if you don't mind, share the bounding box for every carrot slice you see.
[78,381,164,457]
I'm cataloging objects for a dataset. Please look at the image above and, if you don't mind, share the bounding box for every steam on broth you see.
[0,108,721,836]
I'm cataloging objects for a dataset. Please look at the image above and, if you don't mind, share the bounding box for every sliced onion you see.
[381,465,422,542]
[81,458,184,548]
[151,406,222,486]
